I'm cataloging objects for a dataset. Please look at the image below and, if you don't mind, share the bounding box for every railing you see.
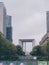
[0,55,49,61]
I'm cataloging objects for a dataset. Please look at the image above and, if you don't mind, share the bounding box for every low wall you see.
[0,61,49,65]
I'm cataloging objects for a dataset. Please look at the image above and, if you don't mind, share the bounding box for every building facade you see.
[6,15,12,41]
[47,11,49,32]
[39,11,49,46]
[39,33,49,46]
[0,2,6,37]
[19,39,35,55]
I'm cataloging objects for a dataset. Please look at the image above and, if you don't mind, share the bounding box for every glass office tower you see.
[6,15,12,42]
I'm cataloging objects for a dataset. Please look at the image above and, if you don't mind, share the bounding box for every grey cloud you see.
[1,0,49,45]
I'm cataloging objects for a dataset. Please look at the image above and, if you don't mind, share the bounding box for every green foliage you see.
[30,40,49,60]
[0,34,18,60]
[30,45,43,56]
[46,40,49,56]
[41,40,49,56]
[0,34,25,60]
[16,45,25,56]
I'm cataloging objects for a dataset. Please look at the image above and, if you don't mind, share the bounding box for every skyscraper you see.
[47,11,49,32]
[39,11,49,46]
[6,15,12,41]
[0,2,6,36]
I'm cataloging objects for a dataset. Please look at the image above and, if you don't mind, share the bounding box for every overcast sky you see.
[1,0,49,45]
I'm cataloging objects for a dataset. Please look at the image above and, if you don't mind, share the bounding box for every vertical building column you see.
[25,42,26,55]
[32,40,35,49]
[22,41,23,50]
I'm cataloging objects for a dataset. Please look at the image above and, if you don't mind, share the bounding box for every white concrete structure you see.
[0,2,6,37]
[19,39,35,55]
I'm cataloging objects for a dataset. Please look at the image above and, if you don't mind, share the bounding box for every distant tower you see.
[47,11,49,32]
[6,15,12,42]
[0,2,6,36]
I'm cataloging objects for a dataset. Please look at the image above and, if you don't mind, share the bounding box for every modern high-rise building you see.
[6,15,12,41]
[47,11,49,32]
[0,2,6,37]
[39,11,49,46]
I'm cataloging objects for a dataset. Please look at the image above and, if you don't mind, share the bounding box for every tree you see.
[30,45,42,56]
[46,40,49,57]
[16,45,25,56]
[41,40,49,56]
[0,34,19,60]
